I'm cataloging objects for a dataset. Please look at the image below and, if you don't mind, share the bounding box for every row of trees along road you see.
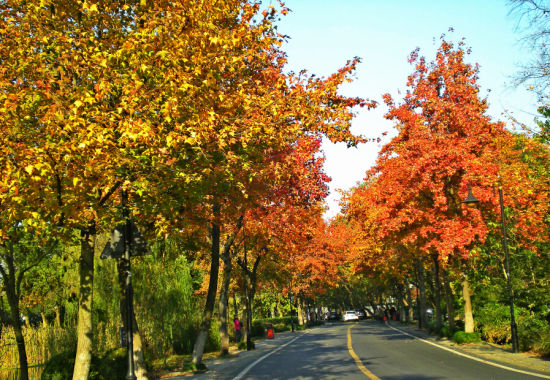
[0,1,377,379]
[341,36,549,350]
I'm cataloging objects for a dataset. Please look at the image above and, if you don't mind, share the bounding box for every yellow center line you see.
[347,324,381,380]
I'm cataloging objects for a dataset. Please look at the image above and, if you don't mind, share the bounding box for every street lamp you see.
[289,281,295,332]
[462,185,519,353]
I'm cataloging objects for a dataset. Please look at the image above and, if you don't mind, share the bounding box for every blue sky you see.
[275,0,539,218]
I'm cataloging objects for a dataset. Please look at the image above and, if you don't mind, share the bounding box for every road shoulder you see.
[386,320,550,378]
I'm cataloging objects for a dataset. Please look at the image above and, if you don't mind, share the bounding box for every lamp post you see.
[462,185,519,353]
[101,189,151,379]
[289,281,295,332]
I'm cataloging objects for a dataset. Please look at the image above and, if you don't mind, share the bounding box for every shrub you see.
[306,319,324,327]
[250,321,265,338]
[426,321,439,334]
[440,326,454,338]
[41,348,126,380]
[272,323,290,333]
[475,303,512,343]
[452,331,481,344]
[172,325,199,355]
[256,317,299,333]
[171,320,220,355]
[517,313,550,353]
[0,325,76,369]
[204,319,221,353]
[536,336,550,357]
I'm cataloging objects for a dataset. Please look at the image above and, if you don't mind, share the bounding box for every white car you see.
[343,310,359,322]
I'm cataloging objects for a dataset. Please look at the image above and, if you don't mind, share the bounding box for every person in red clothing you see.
[234,316,242,342]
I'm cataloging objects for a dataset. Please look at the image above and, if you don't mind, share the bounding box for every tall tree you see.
[509,0,550,100]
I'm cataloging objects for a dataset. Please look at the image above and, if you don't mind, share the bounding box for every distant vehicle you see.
[343,310,359,322]
[355,310,366,320]
[327,312,339,321]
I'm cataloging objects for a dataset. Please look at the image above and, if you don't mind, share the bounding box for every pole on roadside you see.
[122,190,137,380]
[289,282,295,332]
[498,187,519,353]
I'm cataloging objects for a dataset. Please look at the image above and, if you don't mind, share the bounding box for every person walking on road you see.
[234,316,242,343]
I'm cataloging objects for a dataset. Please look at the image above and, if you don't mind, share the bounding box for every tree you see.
[343,37,550,334]
[345,37,505,331]
[0,228,57,380]
[509,0,550,101]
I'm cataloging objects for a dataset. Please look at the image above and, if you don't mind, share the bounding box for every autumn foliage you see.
[346,39,549,265]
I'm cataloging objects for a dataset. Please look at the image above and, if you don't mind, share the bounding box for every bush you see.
[440,326,454,338]
[272,323,290,333]
[255,317,299,333]
[306,319,324,327]
[517,313,550,353]
[172,320,220,355]
[251,320,265,338]
[452,331,481,344]
[172,325,199,355]
[426,321,439,334]
[204,319,220,353]
[475,303,512,344]
[41,348,126,380]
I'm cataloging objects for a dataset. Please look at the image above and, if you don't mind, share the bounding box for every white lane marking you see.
[386,323,550,379]
[232,334,304,380]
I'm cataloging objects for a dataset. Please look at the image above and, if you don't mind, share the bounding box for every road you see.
[194,320,548,380]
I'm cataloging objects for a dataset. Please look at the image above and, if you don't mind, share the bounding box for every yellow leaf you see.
[73,177,79,187]
[25,165,34,175]
[89,3,98,12]
[74,100,83,108]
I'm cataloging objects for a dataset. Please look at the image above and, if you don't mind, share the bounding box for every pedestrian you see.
[234,316,242,343]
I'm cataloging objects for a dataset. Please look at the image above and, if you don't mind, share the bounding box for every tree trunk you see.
[242,275,250,346]
[192,207,221,366]
[406,286,414,323]
[397,285,406,323]
[73,225,95,380]
[462,275,474,333]
[117,260,148,380]
[442,269,455,331]
[3,251,29,380]
[217,216,242,354]
[416,259,427,328]
[432,255,442,331]
[232,295,238,320]
[54,304,64,328]
[243,257,259,350]
[218,248,232,355]
[297,298,304,326]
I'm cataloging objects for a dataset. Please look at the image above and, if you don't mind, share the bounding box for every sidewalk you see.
[160,331,304,379]
[386,320,550,378]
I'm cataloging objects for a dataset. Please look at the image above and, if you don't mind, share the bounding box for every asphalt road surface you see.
[195,320,548,380]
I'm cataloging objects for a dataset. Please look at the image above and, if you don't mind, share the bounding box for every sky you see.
[274,0,540,218]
